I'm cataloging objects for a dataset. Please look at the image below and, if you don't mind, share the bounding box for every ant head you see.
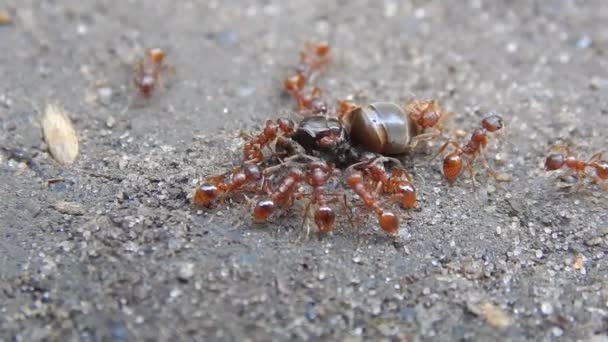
[544,153,565,171]
[596,161,608,179]
[277,118,296,134]
[420,110,440,128]
[314,43,330,57]
[481,114,503,132]
[148,48,165,63]
[284,74,305,91]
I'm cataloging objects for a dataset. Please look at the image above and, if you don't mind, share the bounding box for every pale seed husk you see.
[42,104,79,165]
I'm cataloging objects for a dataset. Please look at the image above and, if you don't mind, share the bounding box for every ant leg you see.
[478,150,499,179]
[342,194,357,231]
[587,152,603,163]
[300,201,313,238]
[323,193,357,231]
[550,144,572,155]
[424,140,461,165]
[465,157,477,190]
[407,129,441,150]
[239,131,254,140]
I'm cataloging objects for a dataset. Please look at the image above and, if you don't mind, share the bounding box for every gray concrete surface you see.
[1,0,608,341]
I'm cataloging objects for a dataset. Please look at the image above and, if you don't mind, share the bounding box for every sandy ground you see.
[1,0,608,341]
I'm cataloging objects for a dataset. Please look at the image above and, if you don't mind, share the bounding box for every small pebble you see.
[178,262,195,281]
[575,36,592,49]
[551,327,563,337]
[540,302,554,315]
[106,115,116,128]
[98,87,113,105]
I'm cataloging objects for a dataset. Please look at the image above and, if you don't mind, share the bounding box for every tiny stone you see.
[236,85,255,98]
[106,115,116,128]
[506,42,518,53]
[422,287,431,295]
[540,302,554,315]
[97,87,113,105]
[535,250,544,259]
[52,201,85,216]
[590,77,608,90]
[585,237,602,246]
[575,36,592,49]
[118,159,128,170]
[178,262,195,281]
[352,256,362,264]
[551,327,564,337]
[170,288,182,298]
[76,24,88,35]
[495,226,502,235]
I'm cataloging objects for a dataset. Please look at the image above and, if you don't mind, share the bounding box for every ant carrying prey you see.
[193,42,507,236]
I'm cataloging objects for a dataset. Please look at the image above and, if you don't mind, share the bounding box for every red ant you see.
[283,42,331,114]
[544,146,608,189]
[405,99,449,147]
[353,156,417,209]
[303,161,341,234]
[253,167,304,222]
[192,164,262,206]
[241,118,296,163]
[133,48,174,98]
[435,114,504,185]
[346,171,399,235]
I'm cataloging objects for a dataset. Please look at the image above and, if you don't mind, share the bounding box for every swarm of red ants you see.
[132,43,608,237]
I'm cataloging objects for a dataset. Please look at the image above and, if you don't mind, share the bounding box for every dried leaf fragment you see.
[42,104,79,165]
